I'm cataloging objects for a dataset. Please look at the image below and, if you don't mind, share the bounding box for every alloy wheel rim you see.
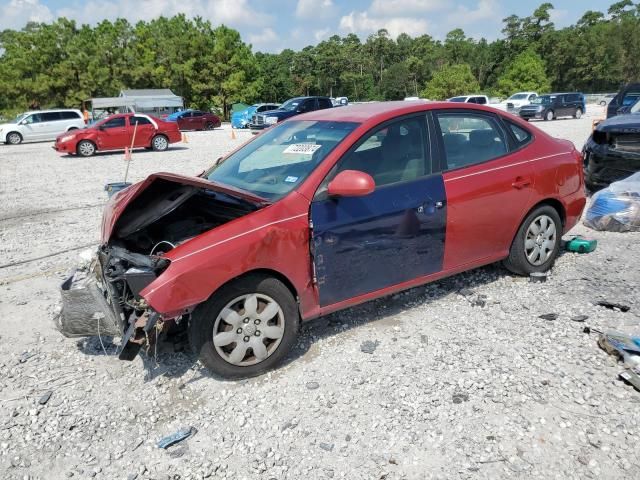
[154,136,168,149]
[8,133,20,144]
[212,293,285,366]
[79,142,94,155]
[524,214,557,266]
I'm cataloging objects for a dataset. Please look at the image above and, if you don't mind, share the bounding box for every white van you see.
[0,109,85,145]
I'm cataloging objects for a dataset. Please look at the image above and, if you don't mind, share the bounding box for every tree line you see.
[0,1,639,118]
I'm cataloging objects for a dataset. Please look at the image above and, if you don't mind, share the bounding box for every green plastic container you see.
[565,236,597,253]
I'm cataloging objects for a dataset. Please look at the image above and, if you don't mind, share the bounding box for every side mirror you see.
[327,170,375,198]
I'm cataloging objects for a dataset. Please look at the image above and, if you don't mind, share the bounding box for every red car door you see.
[96,116,129,150]
[190,111,205,129]
[130,115,156,147]
[176,112,192,130]
[433,110,534,269]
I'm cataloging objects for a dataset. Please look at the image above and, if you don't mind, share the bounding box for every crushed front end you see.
[57,245,178,360]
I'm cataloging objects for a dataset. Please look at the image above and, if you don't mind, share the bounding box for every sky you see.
[1,0,616,52]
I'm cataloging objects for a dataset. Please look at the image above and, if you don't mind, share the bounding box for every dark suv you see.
[607,83,640,118]
[250,96,333,131]
[519,93,585,121]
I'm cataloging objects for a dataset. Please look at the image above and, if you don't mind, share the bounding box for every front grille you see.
[506,102,514,110]
[253,115,264,125]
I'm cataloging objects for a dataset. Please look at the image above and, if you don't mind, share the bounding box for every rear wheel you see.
[574,108,583,119]
[503,205,562,276]
[151,134,169,151]
[76,140,96,157]
[6,132,22,145]
[545,110,554,121]
[189,274,299,378]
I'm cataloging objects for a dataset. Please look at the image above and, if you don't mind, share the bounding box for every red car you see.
[58,102,586,378]
[168,109,222,131]
[53,113,182,157]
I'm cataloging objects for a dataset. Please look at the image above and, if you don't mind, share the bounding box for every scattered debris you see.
[529,272,548,283]
[598,331,640,392]
[584,172,640,232]
[156,427,197,449]
[571,315,589,322]
[38,391,53,406]
[305,381,320,390]
[18,352,35,364]
[319,442,334,452]
[452,393,469,404]
[360,340,379,354]
[564,236,598,253]
[596,301,630,312]
[539,313,559,321]
[471,294,487,308]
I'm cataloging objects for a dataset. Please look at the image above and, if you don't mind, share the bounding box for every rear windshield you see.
[206,120,358,201]
[449,97,467,102]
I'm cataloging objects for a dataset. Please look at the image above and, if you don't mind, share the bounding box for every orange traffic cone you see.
[231,128,236,140]
[182,133,188,143]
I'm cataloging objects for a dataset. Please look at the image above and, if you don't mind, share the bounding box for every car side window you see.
[504,120,532,146]
[131,116,152,126]
[318,98,333,109]
[102,117,126,129]
[299,100,314,113]
[42,112,62,122]
[435,113,508,170]
[474,97,487,105]
[529,94,537,101]
[60,111,81,120]
[332,116,429,187]
[23,114,42,124]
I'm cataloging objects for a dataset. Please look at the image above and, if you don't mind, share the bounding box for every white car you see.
[447,95,490,105]
[0,109,85,145]
[495,92,538,113]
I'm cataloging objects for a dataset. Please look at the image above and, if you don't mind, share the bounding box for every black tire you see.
[76,140,96,157]
[503,205,562,276]
[6,132,22,145]
[544,110,554,121]
[189,274,299,379]
[599,101,606,106]
[574,108,583,119]
[151,134,169,151]
[204,122,215,130]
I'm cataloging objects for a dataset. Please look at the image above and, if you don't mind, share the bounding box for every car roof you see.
[23,108,81,114]
[299,101,503,124]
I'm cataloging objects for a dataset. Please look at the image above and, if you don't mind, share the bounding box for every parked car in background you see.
[249,96,333,130]
[584,101,640,190]
[447,95,489,105]
[607,83,640,118]
[166,109,221,131]
[332,97,349,106]
[53,113,181,157]
[1,109,84,145]
[519,93,585,121]
[598,93,616,106]
[58,101,586,378]
[495,92,538,113]
[232,103,280,129]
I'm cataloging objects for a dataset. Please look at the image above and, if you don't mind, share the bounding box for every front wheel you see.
[6,132,22,145]
[545,110,554,121]
[574,108,583,119]
[503,205,562,276]
[151,134,169,151]
[204,122,215,130]
[76,140,96,157]
[189,275,299,378]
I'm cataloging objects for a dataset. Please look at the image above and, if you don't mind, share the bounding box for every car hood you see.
[596,113,640,133]
[101,172,268,242]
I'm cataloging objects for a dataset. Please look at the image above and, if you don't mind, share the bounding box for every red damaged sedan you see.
[58,102,586,378]
[54,113,182,157]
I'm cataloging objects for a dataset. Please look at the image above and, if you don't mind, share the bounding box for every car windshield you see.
[279,99,302,111]
[531,96,553,105]
[508,94,528,100]
[449,97,467,102]
[205,120,358,201]
[11,113,27,124]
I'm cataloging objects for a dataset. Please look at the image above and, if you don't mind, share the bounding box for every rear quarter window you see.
[505,120,532,147]
[42,112,62,122]
[60,111,81,120]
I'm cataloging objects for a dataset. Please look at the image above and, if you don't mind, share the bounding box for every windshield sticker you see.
[284,176,299,183]
[283,143,322,155]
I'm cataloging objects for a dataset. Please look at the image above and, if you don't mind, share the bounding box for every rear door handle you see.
[512,177,531,189]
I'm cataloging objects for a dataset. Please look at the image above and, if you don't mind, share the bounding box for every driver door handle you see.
[512,177,531,189]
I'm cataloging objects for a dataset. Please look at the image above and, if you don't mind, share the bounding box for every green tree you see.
[497,49,551,96]
[421,64,480,100]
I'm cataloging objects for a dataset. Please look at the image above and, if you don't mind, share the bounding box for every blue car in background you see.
[232,103,280,129]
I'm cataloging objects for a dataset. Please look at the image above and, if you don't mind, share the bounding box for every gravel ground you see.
[1,107,639,480]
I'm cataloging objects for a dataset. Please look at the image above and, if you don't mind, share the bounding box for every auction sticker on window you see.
[283,143,321,155]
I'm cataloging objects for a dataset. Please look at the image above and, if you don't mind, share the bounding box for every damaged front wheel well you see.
[226,269,299,304]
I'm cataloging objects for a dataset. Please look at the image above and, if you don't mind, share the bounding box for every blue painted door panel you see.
[311,175,447,307]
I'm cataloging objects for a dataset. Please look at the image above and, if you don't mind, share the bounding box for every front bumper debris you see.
[57,267,121,337]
